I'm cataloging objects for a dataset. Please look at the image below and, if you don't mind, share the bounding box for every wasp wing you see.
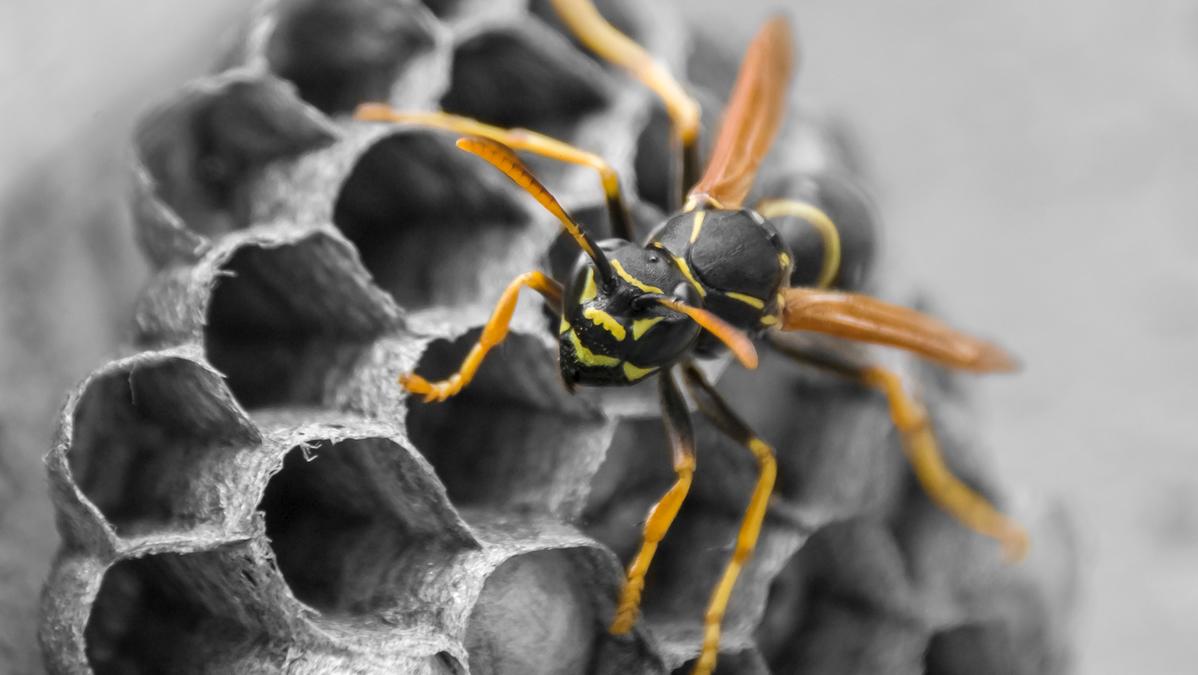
[687,16,794,210]
[780,288,1018,373]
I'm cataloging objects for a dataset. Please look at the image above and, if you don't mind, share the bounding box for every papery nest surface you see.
[40,1,1077,673]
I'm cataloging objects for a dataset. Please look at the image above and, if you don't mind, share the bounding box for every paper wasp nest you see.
[40,0,1077,673]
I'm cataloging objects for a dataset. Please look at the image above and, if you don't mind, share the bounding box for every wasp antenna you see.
[653,296,759,369]
[455,136,615,286]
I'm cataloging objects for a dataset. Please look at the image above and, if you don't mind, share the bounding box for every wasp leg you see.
[400,271,562,403]
[549,0,701,200]
[679,362,776,675]
[756,198,842,289]
[355,104,634,241]
[611,368,695,634]
[767,334,1030,562]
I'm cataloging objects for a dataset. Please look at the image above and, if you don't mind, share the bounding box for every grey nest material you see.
[40,0,1077,673]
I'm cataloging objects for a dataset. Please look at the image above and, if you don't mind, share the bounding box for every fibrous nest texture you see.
[40,1,1077,673]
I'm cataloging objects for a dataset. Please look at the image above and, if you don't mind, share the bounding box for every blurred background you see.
[1,0,1195,673]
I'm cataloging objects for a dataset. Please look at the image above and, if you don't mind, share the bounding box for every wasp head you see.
[558,240,701,387]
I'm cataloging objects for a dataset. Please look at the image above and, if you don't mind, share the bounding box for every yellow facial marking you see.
[725,291,765,309]
[559,317,572,334]
[779,251,791,270]
[610,259,664,294]
[670,254,706,297]
[689,210,706,243]
[567,329,620,367]
[583,306,626,340]
[622,361,658,381]
[631,316,663,340]
[579,267,598,303]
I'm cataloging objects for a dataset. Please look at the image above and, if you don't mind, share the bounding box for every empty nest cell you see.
[134,72,335,243]
[926,623,1024,675]
[421,0,464,19]
[333,131,534,311]
[440,24,610,132]
[203,235,395,409]
[405,330,611,520]
[632,105,675,214]
[631,84,724,215]
[752,521,927,674]
[259,436,473,619]
[84,552,258,674]
[67,355,258,539]
[265,0,439,114]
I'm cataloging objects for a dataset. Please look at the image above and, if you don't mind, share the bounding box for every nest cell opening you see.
[333,132,532,311]
[204,237,393,409]
[85,553,252,674]
[68,358,257,538]
[633,105,675,213]
[635,84,727,216]
[260,439,465,619]
[265,0,436,114]
[419,0,467,20]
[405,331,610,518]
[925,623,1018,675]
[466,549,599,675]
[440,29,608,132]
[137,76,336,239]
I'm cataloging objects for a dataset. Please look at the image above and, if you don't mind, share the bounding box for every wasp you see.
[357,1,1027,672]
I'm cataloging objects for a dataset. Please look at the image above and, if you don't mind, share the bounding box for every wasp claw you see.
[399,373,431,396]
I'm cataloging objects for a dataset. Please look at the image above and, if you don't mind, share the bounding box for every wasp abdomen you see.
[761,172,879,292]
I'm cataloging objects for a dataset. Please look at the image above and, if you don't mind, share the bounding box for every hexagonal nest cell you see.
[332,131,532,311]
[264,0,439,114]
[440,24,610,132]
[203,236,396,409]
[67,356,258,539]
[84,551,258,674]
[133,72,336,244]
[260,437,472,617]
[42,1,1077,673]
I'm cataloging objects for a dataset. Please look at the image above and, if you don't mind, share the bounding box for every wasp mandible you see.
[357,1,1027,672]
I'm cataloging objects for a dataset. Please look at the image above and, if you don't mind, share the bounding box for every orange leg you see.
[680,363,776,675]
[611,368,695,634]
[548,0,702,198]
[400,271,562,402]
[354,105,634,240]
[862,365,1029,562]
[767,334,1029,561]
